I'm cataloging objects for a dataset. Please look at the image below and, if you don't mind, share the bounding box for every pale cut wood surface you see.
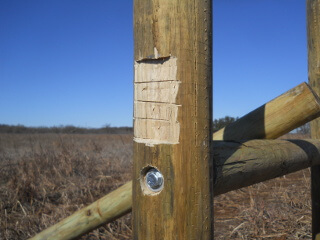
[307,0,320,239]
[213,82,320,140]
[133,0,213,239]
[30,139,320,240]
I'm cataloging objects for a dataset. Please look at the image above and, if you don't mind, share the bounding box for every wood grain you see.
[307,0,320,239]
[133,0,213,239]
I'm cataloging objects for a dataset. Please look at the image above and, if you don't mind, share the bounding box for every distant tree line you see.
[0,116,241,134]
[0,124,133,134]
[0,116,249,134]
[212,116,239,133]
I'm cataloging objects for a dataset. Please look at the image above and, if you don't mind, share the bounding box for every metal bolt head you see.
[145,169,164,192]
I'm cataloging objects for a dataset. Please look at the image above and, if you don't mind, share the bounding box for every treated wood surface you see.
[213,82,320,140]
[133,0,213,239]
[30,139,320,240]
[307,0,320,239]
[29,182,132,240]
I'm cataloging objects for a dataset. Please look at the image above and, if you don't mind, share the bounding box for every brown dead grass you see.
[0,133,314,239]
[0,134,132,239]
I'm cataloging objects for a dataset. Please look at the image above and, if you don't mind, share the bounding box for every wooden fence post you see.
[133,0,213,239]
[307,0,320,239]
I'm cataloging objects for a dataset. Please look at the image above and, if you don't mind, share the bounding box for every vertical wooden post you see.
[133,0,213,239]
[307,0,320,239]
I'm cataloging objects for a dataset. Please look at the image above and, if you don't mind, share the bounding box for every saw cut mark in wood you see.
[134,57,180,146]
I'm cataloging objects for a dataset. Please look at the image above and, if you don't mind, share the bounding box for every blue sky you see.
[0,1,307,127]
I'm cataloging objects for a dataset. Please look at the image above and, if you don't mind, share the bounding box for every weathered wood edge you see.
[307,0,320,239]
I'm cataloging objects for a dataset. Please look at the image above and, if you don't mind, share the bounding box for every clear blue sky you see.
[0,1,307,128]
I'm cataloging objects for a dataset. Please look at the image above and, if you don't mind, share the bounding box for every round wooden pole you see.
[307,0,320,238]
[133,0,213,239]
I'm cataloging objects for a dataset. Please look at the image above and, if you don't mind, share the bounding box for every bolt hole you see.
[140,166,164,196]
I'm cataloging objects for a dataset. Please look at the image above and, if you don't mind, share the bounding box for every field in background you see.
[0,133,313,239]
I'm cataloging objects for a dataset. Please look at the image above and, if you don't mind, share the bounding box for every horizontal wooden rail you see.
[213,82,320,140]
[214,139,320,194]
[30,139,320,240]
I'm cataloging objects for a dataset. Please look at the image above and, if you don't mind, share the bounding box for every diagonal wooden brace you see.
[30,82,320,240]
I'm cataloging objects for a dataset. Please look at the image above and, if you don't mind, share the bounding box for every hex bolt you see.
[145,168,164,192]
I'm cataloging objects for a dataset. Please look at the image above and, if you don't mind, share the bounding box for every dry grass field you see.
[0,133,313,239]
